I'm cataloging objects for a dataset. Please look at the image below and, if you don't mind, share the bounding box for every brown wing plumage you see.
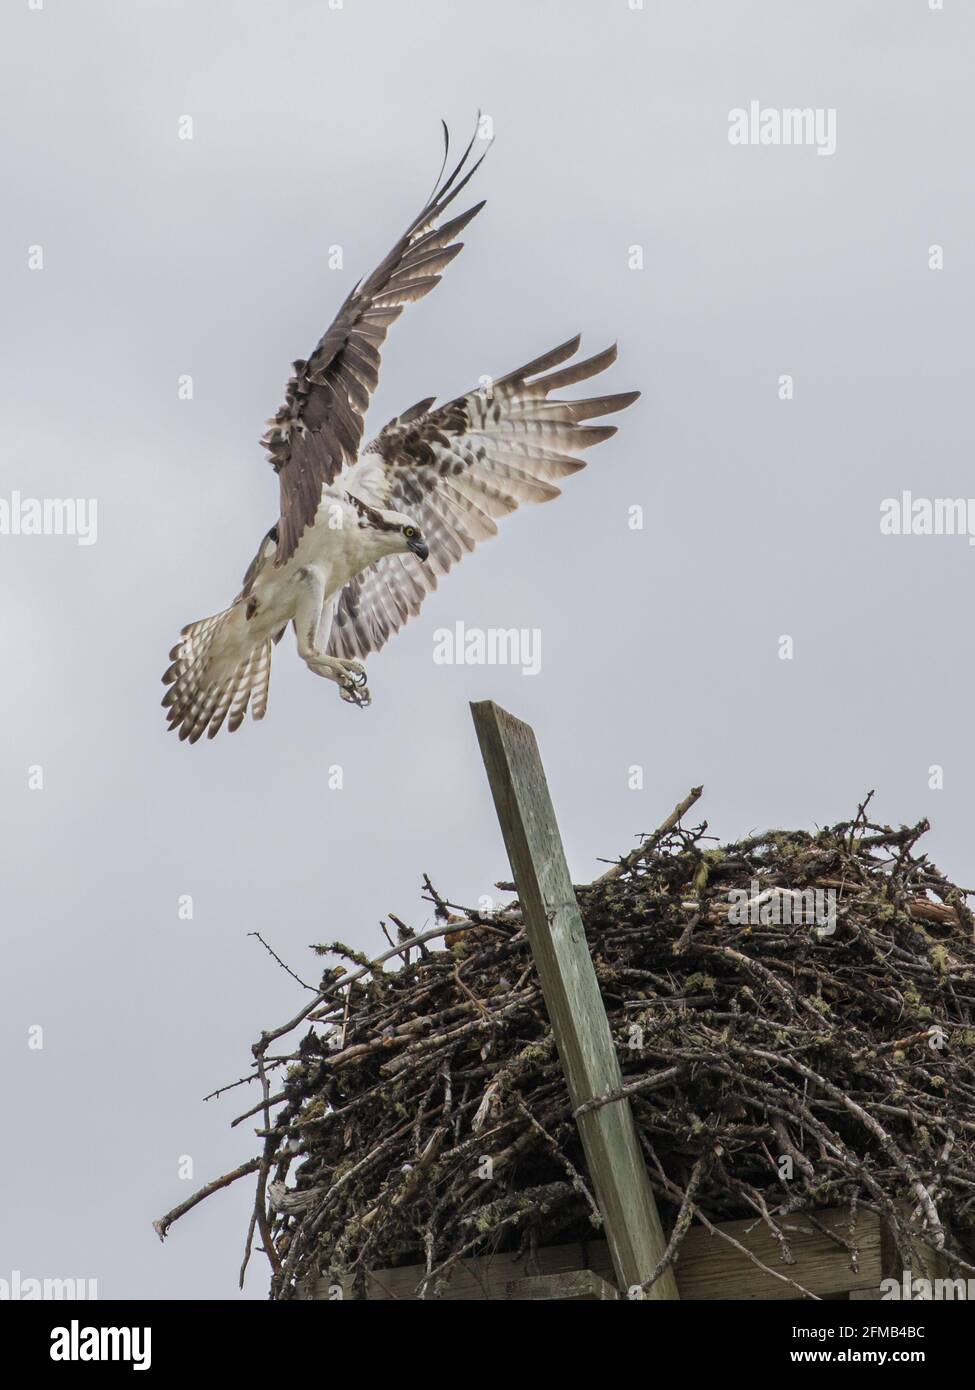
[262,126,488,565]
[326,337,639,662]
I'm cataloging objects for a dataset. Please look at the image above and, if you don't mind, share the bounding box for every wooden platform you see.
[307,1206,883,1301]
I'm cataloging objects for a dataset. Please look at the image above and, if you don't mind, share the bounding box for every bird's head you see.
[383,511,429,562]
[348,494,429,562]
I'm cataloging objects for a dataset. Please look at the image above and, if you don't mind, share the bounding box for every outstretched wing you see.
[263,126,488,565]
[326,337,639,661]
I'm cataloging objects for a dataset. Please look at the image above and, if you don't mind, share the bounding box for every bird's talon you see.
[340,679,371,708]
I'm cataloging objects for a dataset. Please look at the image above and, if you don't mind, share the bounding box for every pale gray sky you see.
[2,0,974,1299]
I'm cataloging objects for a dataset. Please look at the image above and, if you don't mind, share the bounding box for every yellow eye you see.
[404,526,416,539]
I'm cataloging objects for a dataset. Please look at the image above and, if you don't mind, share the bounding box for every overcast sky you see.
[2,0,973,1300]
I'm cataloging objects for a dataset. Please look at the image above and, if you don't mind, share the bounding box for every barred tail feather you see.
[162,607,272,742]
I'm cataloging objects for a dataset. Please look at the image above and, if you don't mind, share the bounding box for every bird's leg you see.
[294,569,371,707]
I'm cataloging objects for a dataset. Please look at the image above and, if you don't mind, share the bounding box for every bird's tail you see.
[162,606,273,742]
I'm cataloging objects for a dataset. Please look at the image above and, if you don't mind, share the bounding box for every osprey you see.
[163,128,639,741]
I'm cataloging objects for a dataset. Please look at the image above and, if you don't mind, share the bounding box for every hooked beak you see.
[408,536,430,562]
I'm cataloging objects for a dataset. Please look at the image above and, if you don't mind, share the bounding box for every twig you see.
[595,785,704,882]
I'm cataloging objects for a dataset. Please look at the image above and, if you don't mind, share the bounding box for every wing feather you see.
[327,338,639,661]
[263,125,489,564]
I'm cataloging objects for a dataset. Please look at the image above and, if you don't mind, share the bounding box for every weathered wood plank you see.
[669,1208,882,1301]
[506,1270,620,1301]
[469,699,678,1299]
[307,1207,883,1301]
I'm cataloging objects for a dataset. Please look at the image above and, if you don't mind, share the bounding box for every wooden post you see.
[470,700,679,1300]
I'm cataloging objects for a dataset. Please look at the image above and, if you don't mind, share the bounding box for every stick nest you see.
[159,794,975,1299]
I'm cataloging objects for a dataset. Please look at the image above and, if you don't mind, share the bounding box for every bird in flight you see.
[163,126,639,741]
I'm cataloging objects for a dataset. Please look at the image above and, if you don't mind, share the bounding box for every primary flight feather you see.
[163,127,639,741]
